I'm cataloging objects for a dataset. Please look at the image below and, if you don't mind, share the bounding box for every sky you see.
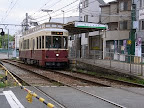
[0,0,114,35]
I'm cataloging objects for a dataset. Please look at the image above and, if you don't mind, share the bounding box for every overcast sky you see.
[0,0,114,35]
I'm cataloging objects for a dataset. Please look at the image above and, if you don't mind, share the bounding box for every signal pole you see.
[8,29,9,59]
[25,13,29,31]
[130,0,136,55]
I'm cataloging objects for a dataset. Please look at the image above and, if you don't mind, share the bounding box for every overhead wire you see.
[37,6,79,22]
[5,0,14,14]
[34,0,101,22]
[33,0,79,20]
[1,0,14,23]
[31,0,52,16]
[1,0,20,24]
[45,0,63,9]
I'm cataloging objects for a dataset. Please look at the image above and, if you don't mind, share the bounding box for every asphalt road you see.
[1,86,144,108]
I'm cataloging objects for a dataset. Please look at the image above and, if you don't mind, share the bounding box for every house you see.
[72,0,105,58]
[100,0,132,59]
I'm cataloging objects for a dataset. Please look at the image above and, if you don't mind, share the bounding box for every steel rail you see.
[5,69,67,108]
[2,60,127,108]
[0,63,55,108]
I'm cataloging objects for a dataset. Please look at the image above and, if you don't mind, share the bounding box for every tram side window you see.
[39,36,41,49]
[63,37,68,49]
[53,36,61,48]
[46,36,51,48]
[37,37,38,49]
[21,42,23,49]
[22,41,24,49]
[27,39,29,49]
[33,39,35,50]
[42,36,44,48]
[23,40,26,49]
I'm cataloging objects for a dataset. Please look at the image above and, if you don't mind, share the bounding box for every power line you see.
[5,0,14,14]
[1,0,19,24]
[33,0,79,20]
[37,6,79,22]
[45,0,63,9]
[53,0,79,13]
[36,0,101,22]
[0,24,28,26]
[31,1,52,16]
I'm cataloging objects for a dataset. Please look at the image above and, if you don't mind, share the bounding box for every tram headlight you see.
[56,54,59,57]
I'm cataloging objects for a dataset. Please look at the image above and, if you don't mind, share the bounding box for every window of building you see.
[84,0,88,8]
[119,21,128,30]
[140,0,144,8]
[140,0,142,8]
[142,21,144,30]
[120,1,128,11]
[85,33,89,38]
[84,15,88,22]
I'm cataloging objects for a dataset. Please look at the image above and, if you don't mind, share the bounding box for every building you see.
[74,0,105,58]
[50,16,79,24]
[136,0,144,56]
[100,0,132,58]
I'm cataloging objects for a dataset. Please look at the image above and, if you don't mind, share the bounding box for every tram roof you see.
[63,21,107,35]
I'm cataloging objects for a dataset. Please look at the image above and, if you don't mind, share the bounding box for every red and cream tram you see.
[19,22,68,67]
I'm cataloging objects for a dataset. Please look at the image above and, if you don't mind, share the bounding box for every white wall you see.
[15,34,21,49]
[50,16,79,24]
[80,0,104,46]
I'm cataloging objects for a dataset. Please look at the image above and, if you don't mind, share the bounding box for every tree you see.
[0,34,14,48]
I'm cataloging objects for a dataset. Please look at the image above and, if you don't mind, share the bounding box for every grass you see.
[0,82,6,88]
[73,69,144,85]
[0,74,6,88]
[0,74,18,88]
[52,82,63,86]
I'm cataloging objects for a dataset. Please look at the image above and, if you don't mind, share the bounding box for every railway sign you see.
[75,22,107,29]
[127,40,131,45]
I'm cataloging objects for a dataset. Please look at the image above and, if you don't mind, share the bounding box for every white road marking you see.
[51,86,57,87]
[3,90,25,108]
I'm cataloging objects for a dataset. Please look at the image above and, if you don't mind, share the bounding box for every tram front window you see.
[53,36,61,48]
[63,36,68,49]
[46,36,51,48]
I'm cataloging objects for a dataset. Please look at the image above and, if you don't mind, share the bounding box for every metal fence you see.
[69,50,144,76]
[0,49,19,59]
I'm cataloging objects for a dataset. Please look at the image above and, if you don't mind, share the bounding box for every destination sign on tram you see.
[52,32,63,35]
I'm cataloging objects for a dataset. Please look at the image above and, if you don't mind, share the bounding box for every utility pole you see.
[130,0,136,55]
[8,29,9,59]
[25,13,29,31]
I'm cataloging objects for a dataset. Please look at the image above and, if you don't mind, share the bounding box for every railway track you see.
[1,59,128,108]
[3,60,108,87]
[4,59,144,88]
[53,70,144,87]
